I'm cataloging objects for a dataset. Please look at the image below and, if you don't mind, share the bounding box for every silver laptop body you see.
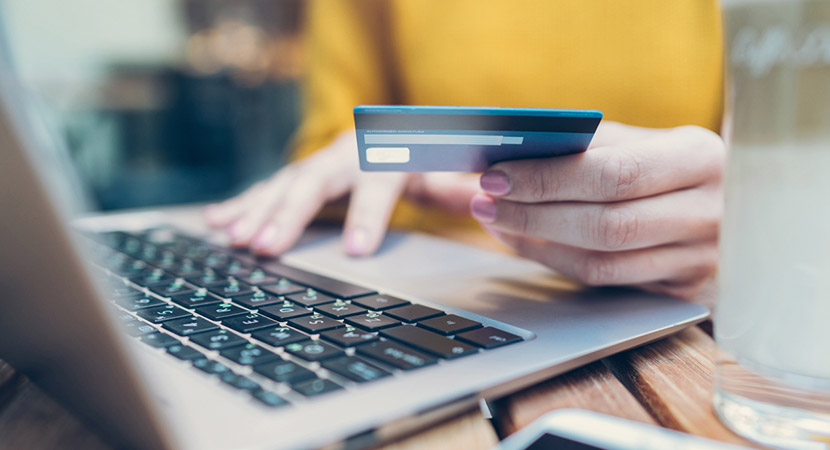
[0,36,709,449]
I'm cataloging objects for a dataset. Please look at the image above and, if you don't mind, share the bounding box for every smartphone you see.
[495,409,749,450]
[354,105,603,172]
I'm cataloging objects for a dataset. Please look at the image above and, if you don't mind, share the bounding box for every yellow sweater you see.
[291,0,724,234]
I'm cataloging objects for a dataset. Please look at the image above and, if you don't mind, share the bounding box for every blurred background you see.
[3,0,306,210]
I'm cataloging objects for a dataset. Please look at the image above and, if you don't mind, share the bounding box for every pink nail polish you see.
[229,220,246,238]
[480,170,511,196]
[470,195,497,223]
[252,224,277,249]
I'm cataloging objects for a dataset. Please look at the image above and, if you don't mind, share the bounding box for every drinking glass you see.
[716,1,830,448]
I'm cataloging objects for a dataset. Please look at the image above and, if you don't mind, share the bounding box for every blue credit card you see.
[354,105,603,172]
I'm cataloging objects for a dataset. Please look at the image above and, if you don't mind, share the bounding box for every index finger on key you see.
[482,125,724,204]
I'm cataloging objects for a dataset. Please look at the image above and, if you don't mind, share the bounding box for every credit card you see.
[355,105,602,172]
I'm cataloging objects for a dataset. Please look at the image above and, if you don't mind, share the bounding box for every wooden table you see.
[0,229,760,450]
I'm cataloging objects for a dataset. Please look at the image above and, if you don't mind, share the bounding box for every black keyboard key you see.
[111,285,143,299]
[417,314,482,336]
[288,313,345,334]
[252,390,289,407]
[123,321,157,337]
[116,294,165,311]
[384,304,444,323]
[120,236,143,255]
[190,329,247,351]
[162,316,219,336]
[150,251,180,271]
[171,289,223,308]
[147,280,192,298]
[120,233,142,255]
[206,279,254,298]
[286,289,336,307]
[192,358,232,375]
[167,258,203,278]
[141,332,179,348]
[319,326,379,347]
[180,244,213,261]
[167,344,204,361]
[455,327,522,349]
[380,326,478,359]
[186,268,222,286]
[284,340,344,362]
[260,278,305,296]
[219,260,252,278]
[112,259,152,277]
[322,356,391,383]
[251,326,308,348]
[129,269,173,287]
[344,312,401,331]
[136,304,191,323]
[160,240,193,257]
[254,360,315,384]
[267,261,375,299]
[138,243,160,262]
[291,378,342,397]
[231,290,281,309]
[115,311,137,323]
[258,301,312,321]
[314,301,367,319]
[356,341,437,371]
[220,343,280,366]
[351,294,409,311]
[220,372,260,392]
[194,303,248,321]
[240,269,279,286]
[202,252,231,269]
[222,313,278,333]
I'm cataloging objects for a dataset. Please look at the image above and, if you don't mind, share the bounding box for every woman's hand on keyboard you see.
[471,121,725,299]
[204,130,479,257]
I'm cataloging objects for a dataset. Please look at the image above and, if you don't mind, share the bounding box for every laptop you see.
[0,32,709,450]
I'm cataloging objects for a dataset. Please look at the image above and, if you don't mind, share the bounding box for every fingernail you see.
[228,221,249,243]
[252,224,278,251]
[470,195,497,223]
[480,170,511,196]
[345,227,369,256]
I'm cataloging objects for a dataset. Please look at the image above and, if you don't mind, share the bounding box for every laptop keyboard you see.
[85,228,523,409]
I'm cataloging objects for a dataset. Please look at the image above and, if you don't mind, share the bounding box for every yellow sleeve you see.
[290,0,395,160]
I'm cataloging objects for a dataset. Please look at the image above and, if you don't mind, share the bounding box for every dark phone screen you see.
[526,433,606,450]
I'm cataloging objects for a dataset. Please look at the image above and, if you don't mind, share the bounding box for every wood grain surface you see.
[492,360,656,437]
[382,410,498,450]
[0,362,109,450]
[603,326,758,447]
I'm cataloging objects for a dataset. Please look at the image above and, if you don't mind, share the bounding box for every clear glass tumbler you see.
[716,1,830,448]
